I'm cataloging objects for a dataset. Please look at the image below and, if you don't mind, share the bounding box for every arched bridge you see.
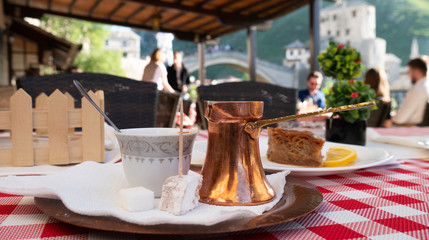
[183,51,297,88]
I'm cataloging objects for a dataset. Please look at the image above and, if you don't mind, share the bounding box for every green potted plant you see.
[318,42,376,145]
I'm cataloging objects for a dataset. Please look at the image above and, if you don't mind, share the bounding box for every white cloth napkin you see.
[367,128,429,150]
[0,161,290,226]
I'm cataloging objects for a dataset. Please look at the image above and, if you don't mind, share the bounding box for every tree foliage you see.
[40,16,125,76]
[373,0,429,64]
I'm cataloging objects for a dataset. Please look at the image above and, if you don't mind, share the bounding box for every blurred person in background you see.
[167,51,190,93]
[298,71,326,109]
[364,68,392,127]
[142,48,175,93]
[392,58,429,125]
[421,55,429,76]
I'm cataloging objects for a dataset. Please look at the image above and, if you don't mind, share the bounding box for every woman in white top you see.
[142,49,175,93]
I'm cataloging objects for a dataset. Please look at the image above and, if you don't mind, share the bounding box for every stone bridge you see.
[182,51,298,88]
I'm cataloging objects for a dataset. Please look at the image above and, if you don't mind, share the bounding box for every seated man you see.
[298,71,326,109]
[167,51,190,93]
[393,58,429,125]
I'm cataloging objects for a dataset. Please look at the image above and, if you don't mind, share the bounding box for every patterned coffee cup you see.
[114,128,198,197]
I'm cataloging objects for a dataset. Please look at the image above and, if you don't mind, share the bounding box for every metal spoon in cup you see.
[73,80,121,133]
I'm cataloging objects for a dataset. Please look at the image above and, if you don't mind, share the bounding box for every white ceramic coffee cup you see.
[114,128,198,197]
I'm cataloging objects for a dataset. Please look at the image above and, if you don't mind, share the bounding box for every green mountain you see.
[137,0,429,79]
[372,0,429,63]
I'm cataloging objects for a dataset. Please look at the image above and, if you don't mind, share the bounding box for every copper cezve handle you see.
[244,101,376,138]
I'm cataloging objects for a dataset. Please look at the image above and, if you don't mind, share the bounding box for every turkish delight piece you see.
[159,174,202,216]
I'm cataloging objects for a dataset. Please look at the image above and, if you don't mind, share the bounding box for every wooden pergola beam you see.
[194,0,216,8]
[130,0,217,16]
[9,18,79,52]
[124,5,145,22]
[11,4,203,41]
[10,0,309,31]
[162,12,185,26]
[6,0,309,43]
[189,18,218,33]
[47,0,52,10]
[141,9,164,26]
[68,0,78,14]
[88,0,103,17]
[237,1,265,13]
[176,15,202,28]
[239,0,281,14]
[207,25,235,36]
[124,0,258,26]
[107,2,126,19]
[216,0,237,11]
[201,22,223,35]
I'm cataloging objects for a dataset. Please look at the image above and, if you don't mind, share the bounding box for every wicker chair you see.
[17,73,158,129]
[367,100,391,127]
[197,82,297,129]
[156,91,193,127]
[156,91,181,127]
[418,101,429,126]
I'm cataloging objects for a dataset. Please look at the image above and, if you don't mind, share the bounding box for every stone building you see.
[105,27,141,58]
[320,1,375,48]
[318,0,400,82]
[385,53,402,87]
[283,40,310,67]
[105,27,144,80]
[320,0,390,71]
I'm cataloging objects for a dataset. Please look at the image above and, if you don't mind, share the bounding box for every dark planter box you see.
[325,118,367,146]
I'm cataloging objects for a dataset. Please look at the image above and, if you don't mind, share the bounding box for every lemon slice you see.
[324,146,357,167]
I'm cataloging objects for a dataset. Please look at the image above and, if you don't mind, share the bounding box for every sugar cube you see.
[119,187,154,212]
[159,174,202,216]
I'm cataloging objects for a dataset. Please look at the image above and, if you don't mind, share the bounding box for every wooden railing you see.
[0,89,105,166]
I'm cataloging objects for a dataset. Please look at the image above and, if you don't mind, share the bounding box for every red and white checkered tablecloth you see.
[1,128,429,240]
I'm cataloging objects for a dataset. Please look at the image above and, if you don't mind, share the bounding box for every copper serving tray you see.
[34,176,323,235]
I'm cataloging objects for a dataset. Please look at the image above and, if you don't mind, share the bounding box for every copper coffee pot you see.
[199,101,375,206]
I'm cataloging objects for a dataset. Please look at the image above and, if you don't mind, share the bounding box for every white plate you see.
[191,136,395,176]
